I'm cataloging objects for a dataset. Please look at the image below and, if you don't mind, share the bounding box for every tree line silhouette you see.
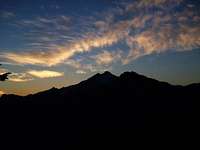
[0,64,11,81]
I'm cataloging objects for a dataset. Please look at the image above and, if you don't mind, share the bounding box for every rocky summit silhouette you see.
[0,71,198,146]
[0,71,197,123]
[0,71,198,109]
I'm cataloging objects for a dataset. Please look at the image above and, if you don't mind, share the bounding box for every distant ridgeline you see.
[0,71,198,145]
[0,71,198,108]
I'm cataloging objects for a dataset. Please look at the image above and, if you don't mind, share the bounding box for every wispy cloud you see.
[122,0,200,63]
[1,67,33,82]
[19,15,70,30]
[64,59,97,72]
[125,0,183,11]
[177,25,200,50]
[9,73,33,82]
[0,61,24,66]
[0,11,15,19]
[27,70,64,78]
[15,15,72,50]
[0,0,199,68]
[0,68,8,74]
[76,70,87,74]
[1,69,63,82]
[0,24,126,66]
[92,50,122,65]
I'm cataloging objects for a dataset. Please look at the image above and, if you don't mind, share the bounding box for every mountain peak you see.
[0,70,199,107]
[120,71,140,78]
[89,71,116,79]
[51,87,57,90]
[97,71,117,80]
[101,71,116,77]
[80,71,117,86]
[102,71,112,75]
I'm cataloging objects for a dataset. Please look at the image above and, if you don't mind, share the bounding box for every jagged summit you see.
[102,71,114,76]
[93,71,117,78]
[80,71,117,85]
[0,71,199,106]
[120,71,141,78]
[50,87,58,90]
[87,71,141,82]
[100,71,117,79]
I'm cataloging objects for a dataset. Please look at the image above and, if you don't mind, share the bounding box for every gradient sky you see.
[0,0,200,96]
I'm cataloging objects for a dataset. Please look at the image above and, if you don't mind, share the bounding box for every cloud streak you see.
[5,70,64,82]
[0,68,8,74]
[27,70,64,78]
[0,0,199,68]
[0,11,15,19]
[9,73,34,82]
[92,50,122,65]
[0,23,126,66]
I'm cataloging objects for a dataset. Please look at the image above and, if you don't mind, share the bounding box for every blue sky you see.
[0,0,200,95]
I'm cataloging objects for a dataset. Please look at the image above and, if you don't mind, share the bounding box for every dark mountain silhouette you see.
[0,71,198,109]
[0,71,198,146]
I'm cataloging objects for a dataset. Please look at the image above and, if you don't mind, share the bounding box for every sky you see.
[0,0,200,96]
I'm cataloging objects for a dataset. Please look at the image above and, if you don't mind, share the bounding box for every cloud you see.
[27,70,64,78]
[177,25,200,50]
[0,61,24,66]
[0,0,199,68]
[9,73,33,82]
[125,0,183,11]
[1,67,33,82]
[14,15,72,50]
[0,90,5,96]
[0,68,8,74]
[64,59,97,72]
[123,23,175,63]
[123,23,200,64]
[130,15,152,28]
[1,69,64,82]
[0,11,15,19]
[0,23,126,66]
[138,0,175,7]
[19,16,70,30]
[76,70,87,74]
[92,50,122,65]
[122,0,200,63]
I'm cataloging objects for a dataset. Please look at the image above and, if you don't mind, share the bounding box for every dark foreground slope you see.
[0,71,198,146]
[0,71,198,108]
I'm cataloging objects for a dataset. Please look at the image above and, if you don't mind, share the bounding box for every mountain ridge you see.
[0,70,198,142]
[0,71,199,108]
